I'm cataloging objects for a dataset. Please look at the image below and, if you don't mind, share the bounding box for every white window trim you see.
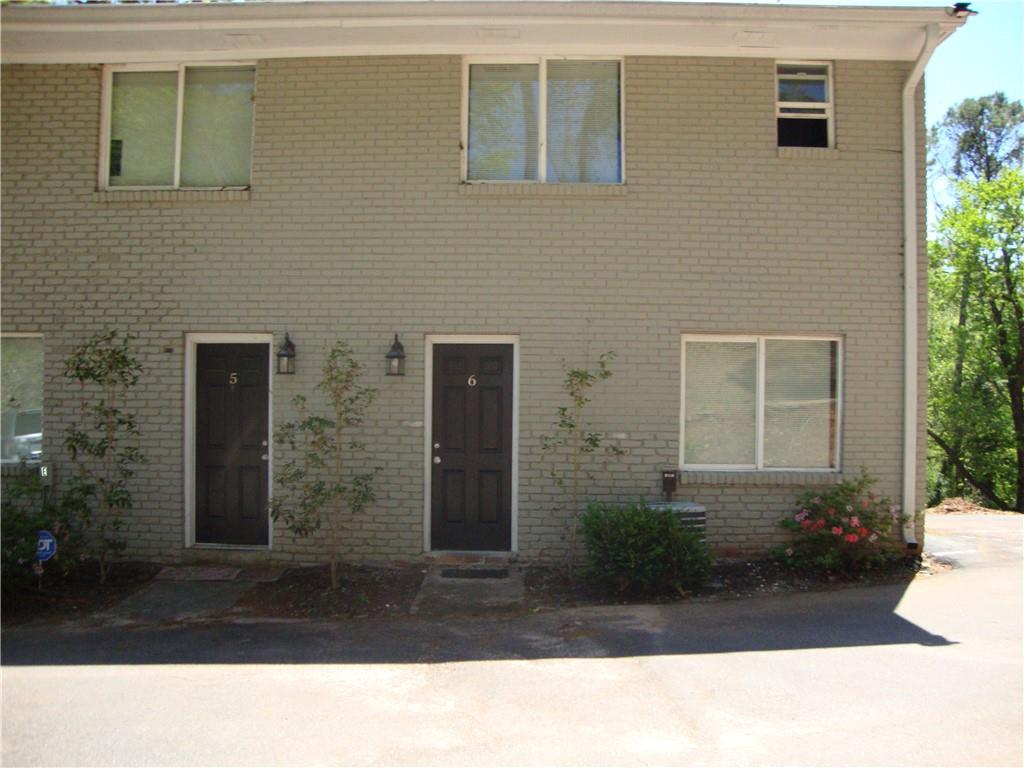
[460,55,625,184]
[775,60,835,149]
[679,333,843,472]
[99,61,256,191]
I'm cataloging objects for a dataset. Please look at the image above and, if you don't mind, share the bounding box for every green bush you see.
[581,503,712,596]
[777,473,903,575]
[1,469,83,599]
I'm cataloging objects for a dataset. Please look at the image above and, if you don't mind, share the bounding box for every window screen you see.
[764,339,838,468]
[684,341,758,466]
[109,71,178,187]
[180,67,255,188]
[1,337,44,464]
[546,60,622,183]
[467,64,539,181]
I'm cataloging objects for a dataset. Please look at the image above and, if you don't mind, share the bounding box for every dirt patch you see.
[235,563,426,620]
[927,497,1019,516]
[523,555,936,610]
[2,561,161,626]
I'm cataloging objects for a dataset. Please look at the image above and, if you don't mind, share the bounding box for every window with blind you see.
[682,335,841,470]
[103,64,255,189]
[464,58,622,183]
[776,61,834,148]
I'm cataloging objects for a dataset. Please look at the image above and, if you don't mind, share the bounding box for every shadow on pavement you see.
[1,579,954,666]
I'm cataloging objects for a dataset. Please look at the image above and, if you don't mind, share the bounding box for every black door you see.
[195,343,269,546]
[431,344,513,551]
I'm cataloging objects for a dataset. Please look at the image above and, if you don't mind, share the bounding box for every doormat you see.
[440,568,509,580]
[155,566,241,582]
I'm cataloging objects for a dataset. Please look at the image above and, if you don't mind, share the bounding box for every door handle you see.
[433,456,441,464]
[433,443,440,450]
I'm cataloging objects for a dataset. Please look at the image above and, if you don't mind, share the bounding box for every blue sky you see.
[924,0,1023,127]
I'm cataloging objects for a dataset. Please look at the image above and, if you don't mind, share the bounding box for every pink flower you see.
[845,505,854,513]
[832,526,843,536]
[851,516,861,528]
[800,519,813,529]
[862,500,869,509]
[813,497,822,505]
[844,533,859,543]
[795,510,809,522]
[813,519,826,530]
[859,527,869,537]
[32,562,44,576]
[869,534,878,543]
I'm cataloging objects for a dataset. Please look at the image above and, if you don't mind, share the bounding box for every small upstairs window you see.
[776,62,833,149]
[463,58,623,183]
[102,64,255,189]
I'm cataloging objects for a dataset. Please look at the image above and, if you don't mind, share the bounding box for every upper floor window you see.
[681,335,842,471]
[463,58,623,183]
[102,64,255,189]
[776,62,833,149]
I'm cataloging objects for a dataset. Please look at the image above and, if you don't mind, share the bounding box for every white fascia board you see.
[1,2,967,64]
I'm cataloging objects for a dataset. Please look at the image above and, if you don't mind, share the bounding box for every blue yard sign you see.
[36,530,57,562]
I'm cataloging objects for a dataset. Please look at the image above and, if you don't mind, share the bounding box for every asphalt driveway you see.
[2,515,1021,766]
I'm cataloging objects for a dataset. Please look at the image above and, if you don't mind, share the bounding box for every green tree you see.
[542,351,625,574]
[929,169,1024,510]
[928,94,1024,507]
[270,342,377,589]
[63,330,146,582]
[929,92,1024,184]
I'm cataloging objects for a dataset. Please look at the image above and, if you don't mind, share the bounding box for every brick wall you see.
[0,55,928,563]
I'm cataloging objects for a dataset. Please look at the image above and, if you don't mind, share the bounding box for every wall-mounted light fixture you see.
[276,333,296,375]
[385,333,406,376]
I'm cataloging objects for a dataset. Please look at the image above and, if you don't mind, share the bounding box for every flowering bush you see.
[777,474,905,574]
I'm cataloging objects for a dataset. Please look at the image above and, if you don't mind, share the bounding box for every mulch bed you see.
[2,560,162,626]
[927,497,1019,515]
[234,563,426,620]
[523,554,944,610]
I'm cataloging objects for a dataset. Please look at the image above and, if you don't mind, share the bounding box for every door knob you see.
[433,456,441,464]
[261,454,269,461]
[433,443,440,449]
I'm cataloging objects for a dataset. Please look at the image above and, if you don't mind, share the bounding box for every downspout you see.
[901,23,941,549]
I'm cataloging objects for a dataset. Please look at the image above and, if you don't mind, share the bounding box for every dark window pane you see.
[778,118,829,148]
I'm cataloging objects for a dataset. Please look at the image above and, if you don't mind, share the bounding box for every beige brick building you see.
[0,2,968,564]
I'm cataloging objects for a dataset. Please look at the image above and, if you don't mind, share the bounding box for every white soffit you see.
[0,1,966,65]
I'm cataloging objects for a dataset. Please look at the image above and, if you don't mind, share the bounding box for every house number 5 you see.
[229,372,238,385]
[467,375,477,387]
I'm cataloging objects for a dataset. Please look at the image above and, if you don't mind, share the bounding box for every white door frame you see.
[423,334,520,553]
[184,332,274,549]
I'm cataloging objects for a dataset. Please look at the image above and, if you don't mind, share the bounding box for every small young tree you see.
[542,351,625,574]
[63,330,145,583]
[271,341,377,589]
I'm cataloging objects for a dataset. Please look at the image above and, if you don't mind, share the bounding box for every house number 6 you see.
[229,372,238,385]
[467,375,477,387]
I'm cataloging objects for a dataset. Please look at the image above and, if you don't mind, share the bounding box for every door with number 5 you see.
[195,342,270,546]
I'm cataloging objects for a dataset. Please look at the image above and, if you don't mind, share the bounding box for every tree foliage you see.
[929,92,1024,183]
[929,169,1024,509]
[542,351,625,573]
[270,342,377,589]
[63,330,146,582]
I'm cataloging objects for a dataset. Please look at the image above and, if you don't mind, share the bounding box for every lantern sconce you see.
[276,333,296,375]
[386,333,406,376]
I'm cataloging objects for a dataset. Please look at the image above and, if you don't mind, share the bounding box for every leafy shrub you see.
[1,469,84,599]
[777,474,904,575]
[581,503,712,596]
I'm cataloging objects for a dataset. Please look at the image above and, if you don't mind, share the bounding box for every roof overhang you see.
[0,1,967,65]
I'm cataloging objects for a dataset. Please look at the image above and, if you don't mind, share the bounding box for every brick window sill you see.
[458,182,627,198]
[680,470,845,487]
[777,147,840,160]
[93,189,251,203]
